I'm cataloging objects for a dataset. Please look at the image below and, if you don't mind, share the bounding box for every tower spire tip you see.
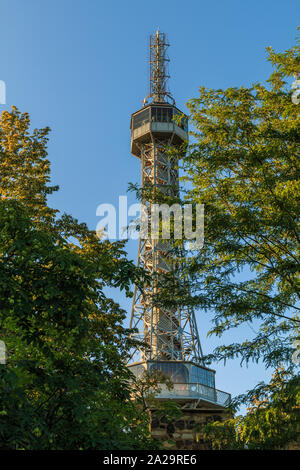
[147,29,174,105]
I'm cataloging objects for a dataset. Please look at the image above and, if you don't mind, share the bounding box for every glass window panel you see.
[150,362,189,384]
[132,108,150,130]
[190,365,215,388]
[150,107,173,123]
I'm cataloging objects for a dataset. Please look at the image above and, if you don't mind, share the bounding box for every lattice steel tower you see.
[127,30,231,421]
[129,30,203,366]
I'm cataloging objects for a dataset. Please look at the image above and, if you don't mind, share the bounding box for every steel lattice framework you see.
[149,30,174,104]
[129,30,203,365]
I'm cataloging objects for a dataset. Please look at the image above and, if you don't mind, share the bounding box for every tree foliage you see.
[174,32,300,448]
[178,35,300,367]
[202,369,300,450]
[0,107,155,449]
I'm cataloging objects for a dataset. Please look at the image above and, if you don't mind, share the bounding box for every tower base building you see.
[129,360,230,449]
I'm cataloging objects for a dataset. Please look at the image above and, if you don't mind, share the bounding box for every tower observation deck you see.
[128,30,230,412]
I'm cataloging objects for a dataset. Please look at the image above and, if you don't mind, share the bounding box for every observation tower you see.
[128,30,230,448]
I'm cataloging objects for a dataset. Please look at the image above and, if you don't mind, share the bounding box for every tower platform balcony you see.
[154,382,231,408]
[130,103,188,158]
[128,360,231,409]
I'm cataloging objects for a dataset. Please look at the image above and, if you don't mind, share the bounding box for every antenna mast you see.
[148,29,175,104]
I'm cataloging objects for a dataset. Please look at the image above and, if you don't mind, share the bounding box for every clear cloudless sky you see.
[0,0,299,410]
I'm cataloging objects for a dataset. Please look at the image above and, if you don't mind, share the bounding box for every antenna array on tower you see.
[148,30,174,104]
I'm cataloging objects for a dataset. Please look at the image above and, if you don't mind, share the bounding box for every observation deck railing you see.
[155,383,231,407]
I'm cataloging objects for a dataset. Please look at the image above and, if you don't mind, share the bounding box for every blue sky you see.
[0,0,299,409]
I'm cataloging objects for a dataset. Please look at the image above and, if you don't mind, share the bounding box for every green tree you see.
[162,32,300,448]
[180,33,300,367]
[0,107,155,449]
[0,107,57,224]
[202,369,300,450]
